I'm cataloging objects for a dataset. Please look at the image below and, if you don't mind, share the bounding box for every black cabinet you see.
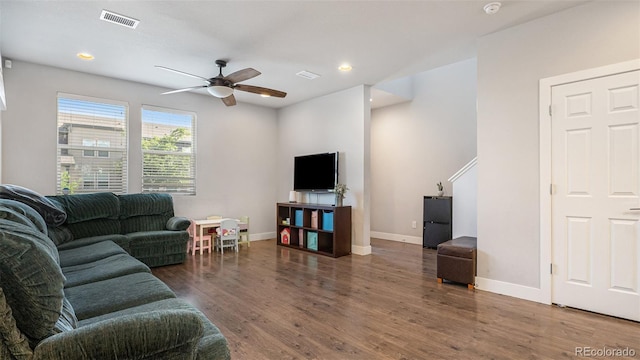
[423,196,452,248]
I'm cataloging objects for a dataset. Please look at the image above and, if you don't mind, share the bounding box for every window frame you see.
[56,92,129,195]
[141,104,197,195]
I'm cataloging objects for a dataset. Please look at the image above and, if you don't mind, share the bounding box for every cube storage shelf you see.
[276,202,351,257]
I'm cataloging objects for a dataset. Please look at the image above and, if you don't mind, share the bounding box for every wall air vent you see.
[296,70,320,80]
[100,10,140,29]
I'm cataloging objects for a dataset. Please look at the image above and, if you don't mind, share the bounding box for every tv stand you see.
[276,202,351,257]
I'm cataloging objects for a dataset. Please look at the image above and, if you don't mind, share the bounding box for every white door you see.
[551,70,640,321]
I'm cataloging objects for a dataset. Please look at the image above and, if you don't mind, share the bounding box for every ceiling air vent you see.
[100,10,140,29]
[296,70,320,80]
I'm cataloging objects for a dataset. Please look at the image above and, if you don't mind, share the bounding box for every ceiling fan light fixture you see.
[207,85,234,98]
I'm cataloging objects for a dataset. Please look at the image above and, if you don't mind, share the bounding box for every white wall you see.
[449,159,477,239]
[277,85,372,254]
[477,1,640,292]
[2,61,279,237]
[370,58,477,243]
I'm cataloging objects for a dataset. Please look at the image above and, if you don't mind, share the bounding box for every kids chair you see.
[215,219,239,254]
[187,219,212,255]
[238,216,250,248]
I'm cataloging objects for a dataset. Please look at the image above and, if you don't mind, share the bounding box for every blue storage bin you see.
[322,211,334,231]
[295,210,303,227]
[307,231,318,251]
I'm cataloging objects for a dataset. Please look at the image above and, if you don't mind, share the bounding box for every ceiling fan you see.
[156,60,286,106]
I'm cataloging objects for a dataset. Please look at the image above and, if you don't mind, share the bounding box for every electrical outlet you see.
[411,220,417,229]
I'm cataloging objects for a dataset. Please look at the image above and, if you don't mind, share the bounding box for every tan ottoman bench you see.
[436,236,477,289]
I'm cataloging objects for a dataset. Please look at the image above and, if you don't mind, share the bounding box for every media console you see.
[276,202,351,257]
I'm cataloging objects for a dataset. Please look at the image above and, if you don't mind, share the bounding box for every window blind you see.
[57,93,128,194]
[141,105,196,195]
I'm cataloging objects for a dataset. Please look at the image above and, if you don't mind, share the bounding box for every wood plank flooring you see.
[152,239,639,359]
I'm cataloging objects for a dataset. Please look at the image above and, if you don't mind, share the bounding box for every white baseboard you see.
[249,232,276,241]
[370,231,422,245]
[475,277,549,305]
[351,244,372,255]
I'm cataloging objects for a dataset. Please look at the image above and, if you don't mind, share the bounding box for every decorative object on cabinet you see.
[436,181,444,196]
[280,228,290,245]
[307,231,318,251]
[334,183,349,207]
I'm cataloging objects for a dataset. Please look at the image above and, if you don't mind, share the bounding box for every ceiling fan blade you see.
[161,85,207,95]
[234,84,286,98]
[155,65,210,83]
[221,94,237,106]
[224,68,261,84]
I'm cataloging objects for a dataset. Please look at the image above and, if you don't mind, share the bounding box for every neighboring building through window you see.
[57,94,128,194]
[141,105,196,195]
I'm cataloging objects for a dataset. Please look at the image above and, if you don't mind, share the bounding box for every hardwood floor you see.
[153,239,639,359]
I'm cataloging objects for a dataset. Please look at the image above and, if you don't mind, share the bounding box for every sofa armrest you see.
[166,216,190,231]
[33,310,204,360]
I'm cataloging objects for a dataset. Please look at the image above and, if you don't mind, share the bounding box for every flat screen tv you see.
[293,152,339,192]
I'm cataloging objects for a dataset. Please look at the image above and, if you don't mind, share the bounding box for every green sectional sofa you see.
[0,189,231,360]
[46,192,190,267]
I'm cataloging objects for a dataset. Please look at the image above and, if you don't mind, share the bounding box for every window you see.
[141,105,196,194]
[57,94,128,194]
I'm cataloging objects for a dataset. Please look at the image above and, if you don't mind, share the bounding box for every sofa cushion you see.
[0,220,65,344]
[58,240,127,268]
[56,234,130,253]
[64,272,176,320]
[62,253,150,288]
[66,218,121,239]
[0,184,67,226]
[47,192,119,224]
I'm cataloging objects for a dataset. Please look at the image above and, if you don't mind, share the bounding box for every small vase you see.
[437,190,444,197]
[335,194,343,207]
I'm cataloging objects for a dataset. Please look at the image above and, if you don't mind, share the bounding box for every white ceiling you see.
[0,0,588,109]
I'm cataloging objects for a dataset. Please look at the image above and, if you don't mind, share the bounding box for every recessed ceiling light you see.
[338,63,353,72]
[77,52,95,61]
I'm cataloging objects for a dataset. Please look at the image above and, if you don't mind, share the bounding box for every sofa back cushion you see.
[48,192,120,223]
[119,193,174,233]
[47,193,121,238]
[0,219,66,344]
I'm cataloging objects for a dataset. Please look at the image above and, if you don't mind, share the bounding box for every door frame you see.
[539,59,640,304]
